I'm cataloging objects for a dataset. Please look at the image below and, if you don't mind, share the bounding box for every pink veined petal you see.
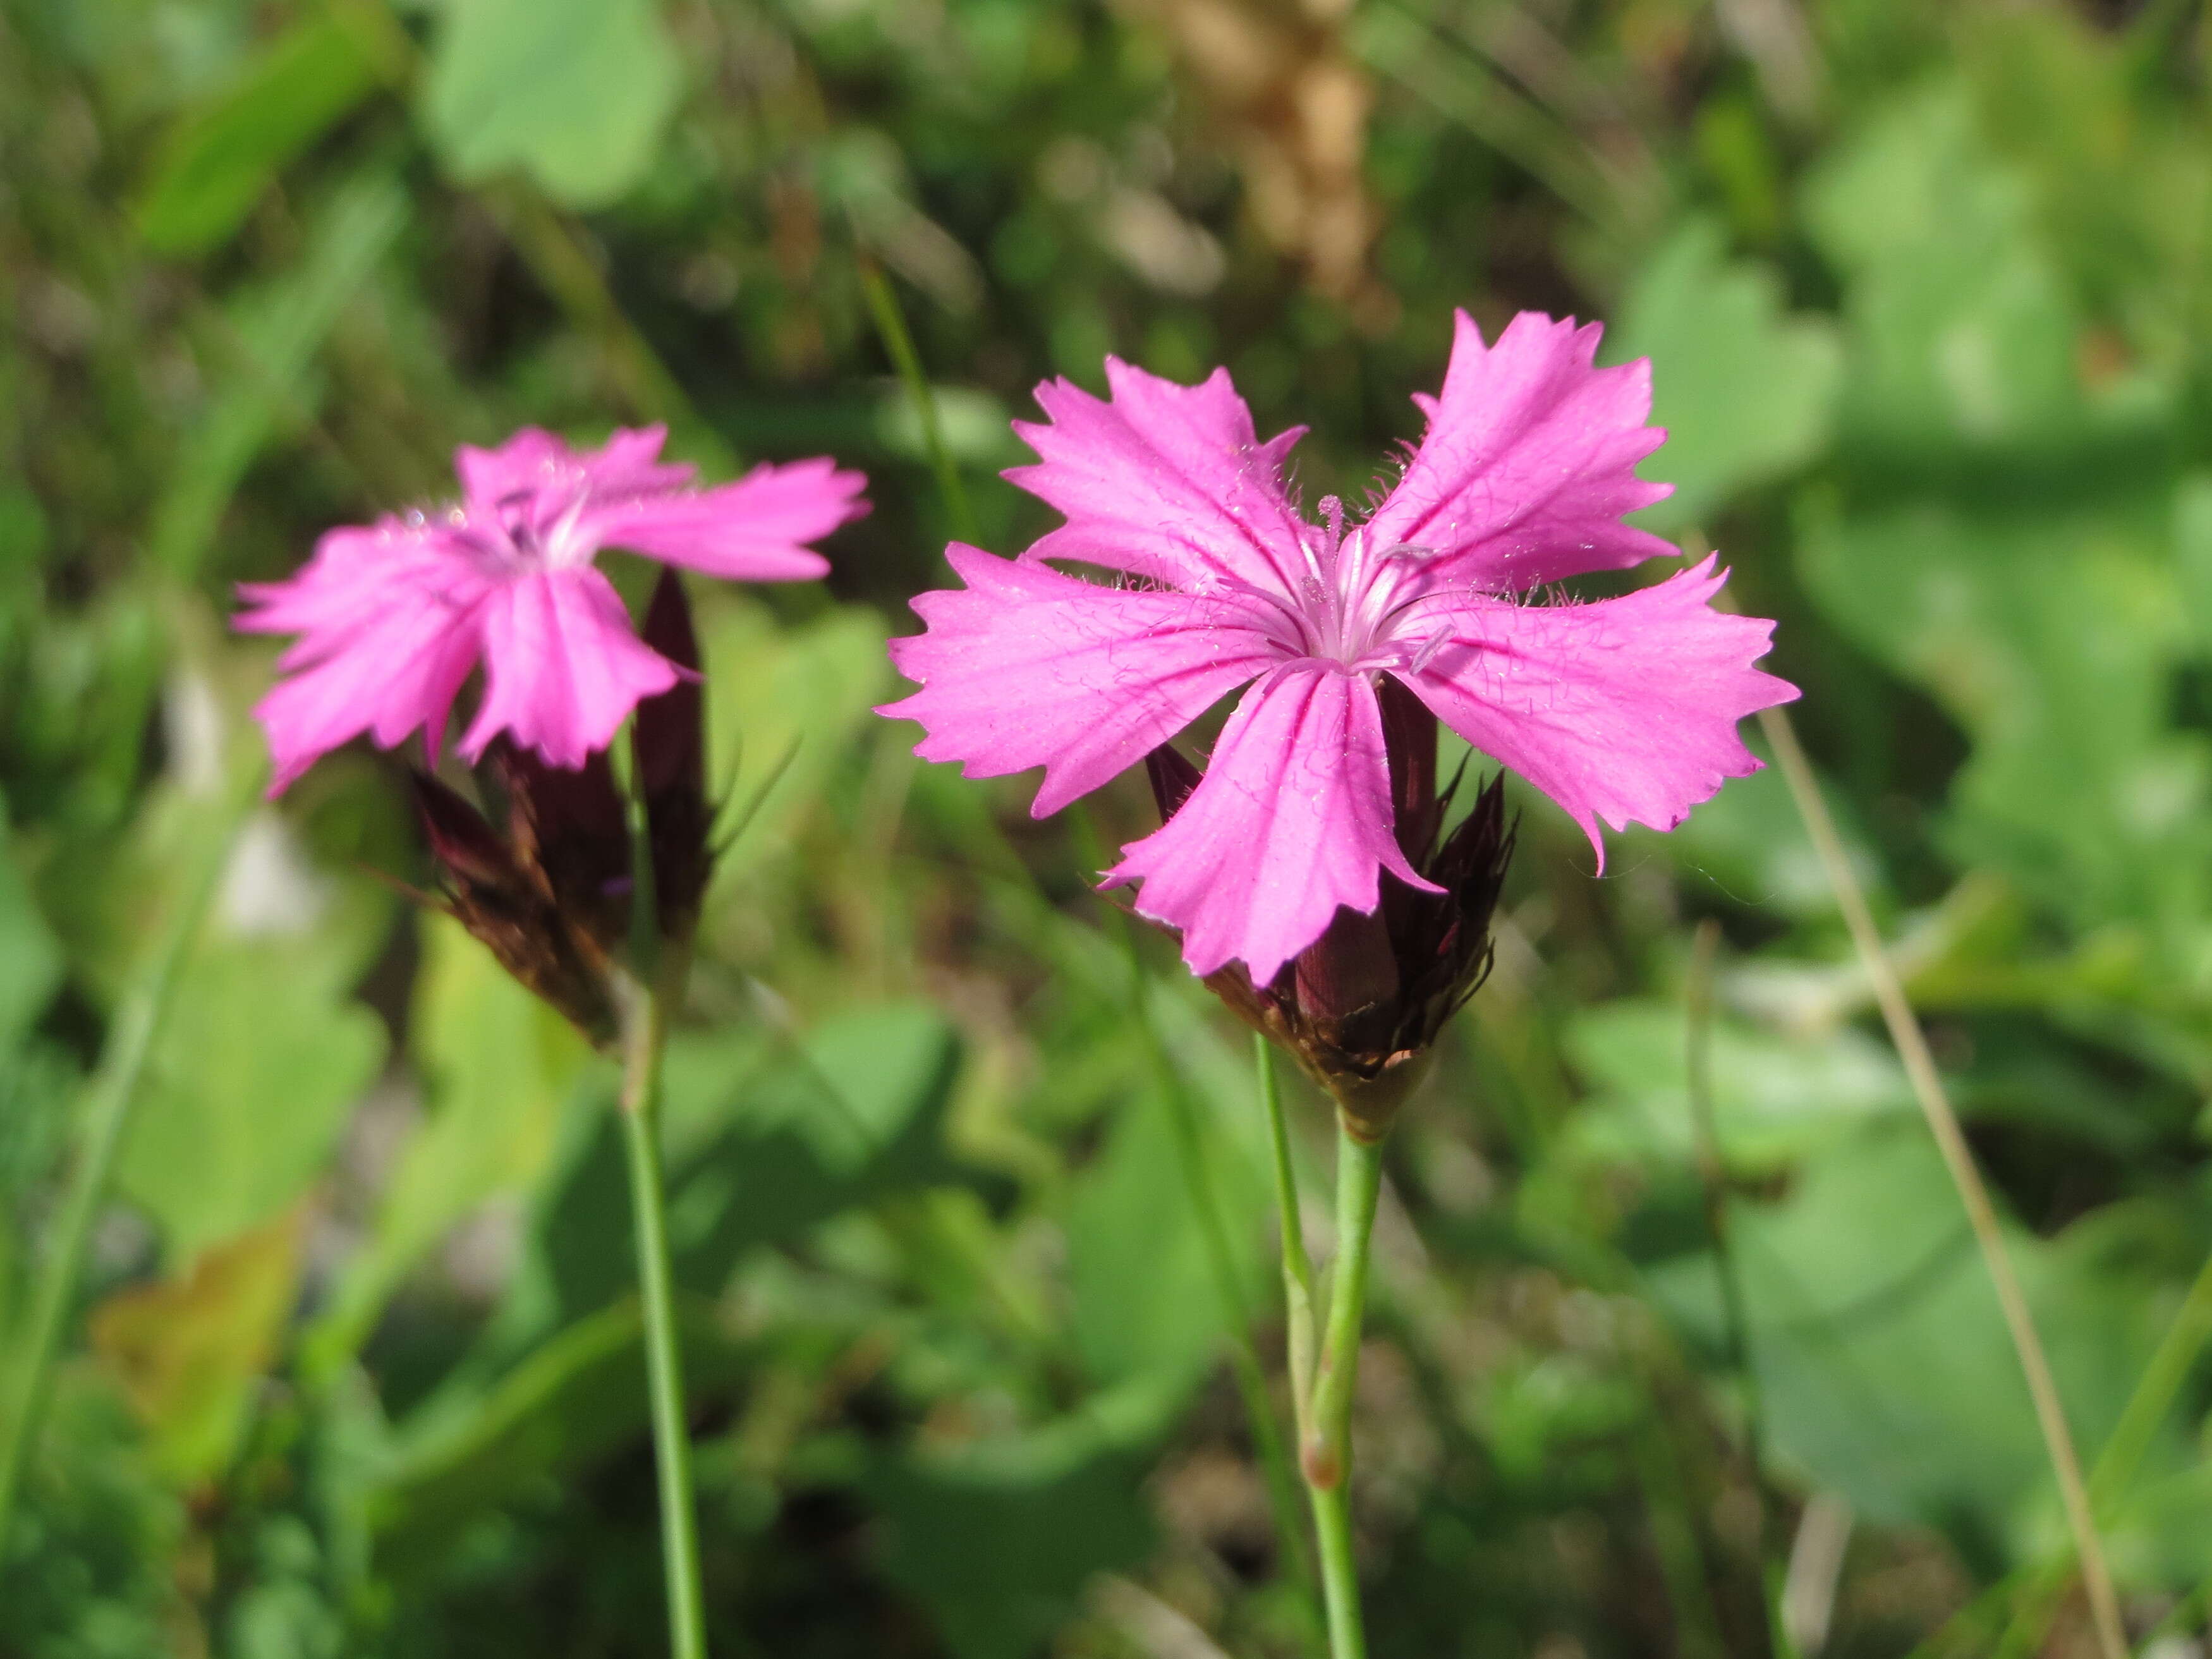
[235,519,478,642]
[877,543,1279,817]
[1006,357,1311,598]
[1365,310,1677,592]
[582,456,869,581]
[246,576,490,794]
[461,566,681,769]
[1103,665,1439,983]
[455,424,693,512]
[1397,556,1797,868]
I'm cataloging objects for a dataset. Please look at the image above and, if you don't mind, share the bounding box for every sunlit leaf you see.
[1612,217,1840,532]
[133,16,384,256]
[420,0,681,208]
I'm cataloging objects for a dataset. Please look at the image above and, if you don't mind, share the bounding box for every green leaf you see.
[1611,218,1840,532]
[698,595,892,889]
[117,828,389,1261]
[133,16,383,256]
[148,167,407,578]
[367,1296,755,1573]
[1648,1121,2162,1549]
[0,805,62,1052]
[420,0,681,208]
[87,1210,306,1483]
[1622,744,1880,921]
[478,1002,962,1366]
[1062,1085,1225,1390]
[305,914,591,1373]
[1797,495,2212,953]
[1801,84,2091,458]
[1562,1000,1914,1173]
[863,1374,1177,1659]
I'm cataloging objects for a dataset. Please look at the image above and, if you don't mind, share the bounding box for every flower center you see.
[446,477,598,576]
[1277,495,1442,675]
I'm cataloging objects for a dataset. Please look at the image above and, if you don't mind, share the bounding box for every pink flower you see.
[238,425,867,791]
[878,311,1797,983]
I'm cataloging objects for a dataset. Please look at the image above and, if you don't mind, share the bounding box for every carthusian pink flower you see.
[879,312,1797,989]
[238,425,866,791]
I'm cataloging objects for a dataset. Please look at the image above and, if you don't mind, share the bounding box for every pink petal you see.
[1006,358,1311,597]
[1365,311,1677,591]
[583,456,868,581]
[455,424,692,511]
[461,566,680,769]
[878,544,1278,817]
[1397,556,1797,866]
[238,521,494,792]
[1103,665,1438,983]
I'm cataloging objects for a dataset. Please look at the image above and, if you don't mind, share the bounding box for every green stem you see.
[0,791,242,1546]
[618,979,710,1659]
[1086,851,1317,1618]
[1986,1243,2212,1657]
[1303,1119,1387,1659]
[1760,705,2126,1659]
[856,253,976,545]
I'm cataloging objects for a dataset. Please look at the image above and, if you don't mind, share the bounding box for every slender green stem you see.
[1086,860,1317,1619]
[618,978,709,1659]
[856,253,976,545]
[2091,1243,2212,1512]
[1303,1120,1387,1659]
[1258,1038,1319,1450]
[1987,1243,2212,1656]
[0,791,243,1546]
[1761,705,2127,1659]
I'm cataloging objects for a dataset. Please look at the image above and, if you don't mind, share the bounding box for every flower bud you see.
[635,570,712,944]
[491,743,632,955]
[408,771,620,1046]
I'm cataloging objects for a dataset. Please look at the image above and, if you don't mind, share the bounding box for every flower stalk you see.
[616,968,709,1659]
[1277,1091,1389,1659]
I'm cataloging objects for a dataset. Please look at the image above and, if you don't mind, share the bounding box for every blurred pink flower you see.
[879,311,1797,983]
[238,426,866,791]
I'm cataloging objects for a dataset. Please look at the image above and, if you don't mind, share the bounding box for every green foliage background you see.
[4,1,2212,1654]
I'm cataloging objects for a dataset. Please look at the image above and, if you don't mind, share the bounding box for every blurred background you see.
[6,1,2212,1655]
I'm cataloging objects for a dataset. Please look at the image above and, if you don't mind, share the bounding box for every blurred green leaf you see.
[420,0,681,208]
[1612,218,1839,532]
[0,806,62,1051]
[1802,84,2094,459]
[1624,743,1878,920]
[86,1209,303,1483]
[482,1002,963,1363]
[307,914,590,1373]
[117,819,389,1260]
[865,1374,1177,1659]
[368,1296,754,1573]
[1564,1000,1914,1173]
[1064,1084,1227,1390]
[1797,495,2212,956]
[148,167,407,578]
[699,595,891,887]
[1651,1121,2162,1550]
[133,16,382,256]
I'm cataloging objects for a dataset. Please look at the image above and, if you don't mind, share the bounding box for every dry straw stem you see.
[1758,704,2126,1659]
